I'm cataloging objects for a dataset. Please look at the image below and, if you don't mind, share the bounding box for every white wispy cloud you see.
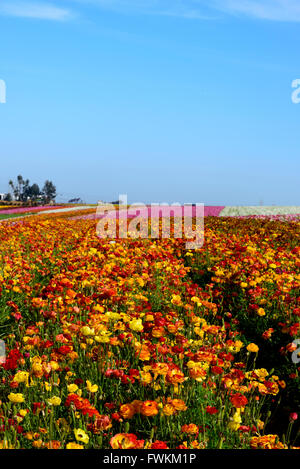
[212,0,300,22]
[70,0,300,22]
[2,0,300,23]
[0,1,73,21]
[67,0,216,19]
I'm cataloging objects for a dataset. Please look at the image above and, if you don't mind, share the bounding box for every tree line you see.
[3,175,56,204]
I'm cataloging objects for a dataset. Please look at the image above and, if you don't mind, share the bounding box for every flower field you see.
[0,206,64,216]
[0,214,299,450]
[71,205,300,222]
[219,206,300,217]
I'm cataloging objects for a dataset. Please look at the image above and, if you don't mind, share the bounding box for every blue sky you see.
[0,0,299,205]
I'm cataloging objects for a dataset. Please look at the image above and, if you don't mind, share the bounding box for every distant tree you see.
[8,176,56,205]
[17,175,24,199]
[4,193,12,202]
[22,179,31,202]
[9,178,20,200]
[42,180,56,203]
[29,184,41,200]
[9,175,29,201]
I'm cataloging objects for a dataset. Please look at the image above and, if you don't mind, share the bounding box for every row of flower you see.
[70,206,300,222]
[219,206,300,217]
[0,216,299,449]
[0,206,65,216]
[185,216,300,440]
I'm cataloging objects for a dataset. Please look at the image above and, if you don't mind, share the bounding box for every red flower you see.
[238,425,251,433]
[32,402,42,414]
[205,406,218,415]
[104,402,116,411]
[211,366,223,375]
[150,441,169,449]
[230,393,248,408]
[2,349,23,371]
[57,345,72,355]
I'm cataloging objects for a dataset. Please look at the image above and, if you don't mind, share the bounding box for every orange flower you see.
[152,327,165,338]
[162,404,176,416]
[168,399,187,411]
[189,367,207,382]
[45,440,61,449]
[131,400,144,413]
[110,433,144,449]
[141,400,159,417]
[135,345,151,361]
[247,343,259,353]
[250,435,287,449]
[181,424,199,435]
[119,404,135,419]
[139,371,152,385]
[166,369,186,384]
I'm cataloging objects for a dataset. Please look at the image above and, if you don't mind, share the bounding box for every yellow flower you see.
[50,361,60,371]
[66,442,84,449]
[74,428,89,445]
[32,440,43,448]
[13,371,29,385]
[8,393,24,403]
[0,439,14,449]
[145,314,154,321]
[171,294,182,306]
[129,318,143,332]
[47,396,61,406]
[191,296,200,303]
[257,420,264,430]
[253,368,269,380]
[105,312,121,321]
[81,326,95,336]
[94,333,110,343]
[257,308,266,317]
[228,409,242,431]
[44,382,52,391]
[67,383,79,393]
[232,340,244,353]
[137,278,144,287]
[247,343,259,353]
[86,380,98,393]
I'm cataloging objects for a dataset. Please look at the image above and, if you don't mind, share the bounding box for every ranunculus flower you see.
[206,406,219,415]
[230,393,248,408]
[129,319,143,332]
[150,441,169,449]
[247,343,259,353]
[74,428,89,445]
[47,396,61,406]
[141,400,159,417]
[8,392,25,403]
[110,433,144,449]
